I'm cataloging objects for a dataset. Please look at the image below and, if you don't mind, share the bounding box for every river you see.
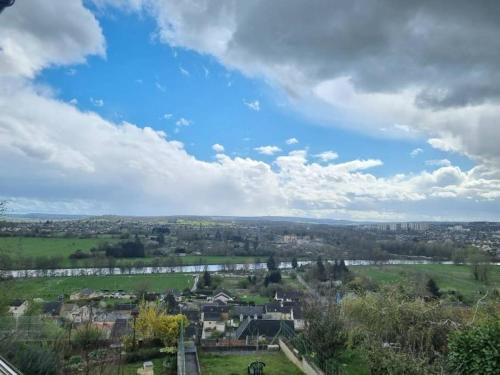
[2,259,494,279]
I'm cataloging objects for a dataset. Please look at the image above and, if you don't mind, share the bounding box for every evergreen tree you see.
[267,255,277,271]
[316,256,326,281]
[426,278,441,298]
[203,269,211,287]
[291,257,298,269]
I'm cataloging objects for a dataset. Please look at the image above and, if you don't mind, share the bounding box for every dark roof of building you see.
[202,304,229,313]
[43,301,62,316]
[213,288,233,298]
[9,299,25,307]
[292,306,304,320]
[231,305,264,317]
[236,319,293,339]
[203,311,223,321]
[265,303,292,314]
[275,290,302,300]
[114,303,136,311]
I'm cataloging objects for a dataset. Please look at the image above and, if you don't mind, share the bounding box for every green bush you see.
[125,348,165,363]
[448,320,500,374]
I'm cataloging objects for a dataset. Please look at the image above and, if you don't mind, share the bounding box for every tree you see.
[448,320,500,375]
[73,324,103,375]
[316,256,326,282]
[135,280,151,300]
[303,299,346,368]
[468,251,491,282]
[291,257,298,269]
[267,255,277,271]
[426,278,441,298]
[157,233,165,246]
[203,269,211,287]
[135,302,187,347]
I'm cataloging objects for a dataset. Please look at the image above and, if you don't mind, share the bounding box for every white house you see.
[8,300,28,318]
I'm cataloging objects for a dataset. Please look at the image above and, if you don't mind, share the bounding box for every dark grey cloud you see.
[228,0,500,108]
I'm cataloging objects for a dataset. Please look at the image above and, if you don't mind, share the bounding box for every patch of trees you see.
[103,240,145,258]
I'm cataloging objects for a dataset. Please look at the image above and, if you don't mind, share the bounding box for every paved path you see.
[185,353,200,375]
[296,274,318,297]
[191,274,199,293]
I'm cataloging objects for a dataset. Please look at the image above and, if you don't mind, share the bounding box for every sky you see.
[1,0,500,221]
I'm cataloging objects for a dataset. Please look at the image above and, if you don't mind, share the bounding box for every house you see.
[60,303,91,323]
[231,305,264,322]
[235,319,294,341]
[212,289,233,304]
[201,304,229,339]
[263,303,292,320]
[291,305,305,331]
[8,299,28,318]
[70,288,101,301]
[42,301,63,318]
[274,290,302,303]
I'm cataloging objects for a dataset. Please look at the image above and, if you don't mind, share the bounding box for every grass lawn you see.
[178,255,262,266]
[122,358,166,374]
[352,264,500,302]
[0,274,194,300]
[0,236,112,259]
[199,351,304,375]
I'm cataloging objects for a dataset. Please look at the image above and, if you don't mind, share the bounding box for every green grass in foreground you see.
[0,236,111,259]
[1,274,193,300]
[352,264,500,302]
[199,351,304,375]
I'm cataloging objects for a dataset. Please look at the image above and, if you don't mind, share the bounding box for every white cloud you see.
[244,100,260,111]
[179,66,190,76]
[2,81,500,220]
[203,66,209,78]
[90,97,104,107]
[163,113,173,120]
[176,117,191,127]
[285,137,299,145]
[254,145,282,155]
[101,0,500,170]
[2,0,500,221]
[0,0,105,78]
[314,151,339,162]
[425,159,452,167]
[212,143,225,153]
[155,82,166,92]
[410,148,423,158]
[69,98,78,105]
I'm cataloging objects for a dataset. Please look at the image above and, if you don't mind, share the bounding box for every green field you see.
[199,351,304,375]
[0,274,194,300]
[0,236,111,259]
[0,236,262,268]
[352,264,500,302]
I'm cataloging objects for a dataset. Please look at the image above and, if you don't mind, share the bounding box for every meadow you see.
[352,263,500,302]
[0,236,110,259]
[0,274,194,300]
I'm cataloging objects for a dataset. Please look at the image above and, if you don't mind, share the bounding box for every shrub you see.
[448,320,500,374]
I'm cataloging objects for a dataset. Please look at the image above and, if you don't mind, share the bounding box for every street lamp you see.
[0,0,15,14]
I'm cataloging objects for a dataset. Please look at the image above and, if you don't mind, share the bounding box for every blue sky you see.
[1,0,499,221]
[36,8,472,177]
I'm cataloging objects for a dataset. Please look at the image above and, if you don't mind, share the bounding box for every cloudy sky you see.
[1,0,500,221]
